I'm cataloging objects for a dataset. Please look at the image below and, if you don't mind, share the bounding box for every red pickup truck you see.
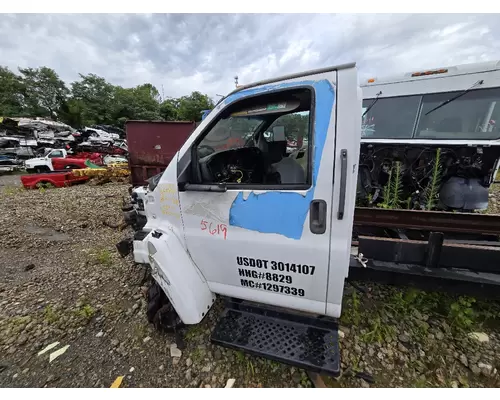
[21,171,90,189]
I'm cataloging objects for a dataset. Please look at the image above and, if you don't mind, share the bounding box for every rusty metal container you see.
[126,120,196,186]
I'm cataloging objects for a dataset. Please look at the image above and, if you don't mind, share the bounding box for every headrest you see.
[255,133,287,164]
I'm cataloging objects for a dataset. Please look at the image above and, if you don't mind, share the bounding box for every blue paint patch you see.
[228,79,335,240]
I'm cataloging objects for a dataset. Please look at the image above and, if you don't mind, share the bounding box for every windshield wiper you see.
[425,80,484,116]
[362,91,382,117]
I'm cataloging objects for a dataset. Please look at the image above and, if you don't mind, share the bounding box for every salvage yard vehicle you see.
[20,170,90,189]
[359,60,500,212]
[24,148,101,173]
[0,155,22,174]
[120,63,362,377]
[118,61,500,378]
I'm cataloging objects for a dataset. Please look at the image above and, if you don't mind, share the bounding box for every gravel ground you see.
[0,175,499,388]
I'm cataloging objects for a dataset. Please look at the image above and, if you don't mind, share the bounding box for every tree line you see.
[0,66,215,128]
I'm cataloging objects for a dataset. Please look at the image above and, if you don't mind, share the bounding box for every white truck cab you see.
[24,148,68,173]
[127,63,362,376]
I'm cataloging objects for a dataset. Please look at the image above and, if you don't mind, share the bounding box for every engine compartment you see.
[357,143,500,211]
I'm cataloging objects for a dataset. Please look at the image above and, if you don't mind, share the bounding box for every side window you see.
[194,88,312,187]
[49,151,63,158]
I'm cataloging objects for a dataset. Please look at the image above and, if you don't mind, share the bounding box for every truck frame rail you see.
[350,207,500,299]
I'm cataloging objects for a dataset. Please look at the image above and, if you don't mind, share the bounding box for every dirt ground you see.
[0,173,499,388]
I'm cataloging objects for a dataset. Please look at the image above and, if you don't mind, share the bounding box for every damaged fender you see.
[143,228,216,325]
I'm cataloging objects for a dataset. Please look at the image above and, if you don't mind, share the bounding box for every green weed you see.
[377,161,405,210]
[234,350,255,375]
[448,297,476,330]
[44,305,59,324]
[340,289,361,326]
[78,304,96,320]
[423,148,443,210]
[2,185,24,195]
[361,315,396,343]
[95,249,113,266]
[184,325,204,341]
[191,348,204,363]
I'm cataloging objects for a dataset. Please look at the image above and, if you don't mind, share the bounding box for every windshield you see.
[362,87,500,140]
[362,96,420,139]
[197,116,264,156]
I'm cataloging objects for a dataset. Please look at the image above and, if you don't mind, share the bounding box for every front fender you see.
[145,228,216,325]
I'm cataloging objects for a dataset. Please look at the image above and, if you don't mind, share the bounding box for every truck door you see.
[46,149,65,170]
[176,66,361,317]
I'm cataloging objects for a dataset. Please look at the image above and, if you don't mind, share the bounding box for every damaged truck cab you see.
[128,64,362,375]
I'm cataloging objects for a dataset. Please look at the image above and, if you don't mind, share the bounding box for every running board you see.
[210,301,340,376]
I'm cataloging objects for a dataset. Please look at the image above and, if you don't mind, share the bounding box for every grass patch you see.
[132,323,149,340]
[342,285,500,342]
[2,185,24,195]
[94,249,113,266]
[264,359,282,372]
[191,347,204,363]
[361,315,397,344]
[44,305,60,324]
[299,371,312,387]
[184,325,204,341]
[77,304,96,320]
[234,350,255,375]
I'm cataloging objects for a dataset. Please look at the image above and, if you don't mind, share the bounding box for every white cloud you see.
[0,13,499,101]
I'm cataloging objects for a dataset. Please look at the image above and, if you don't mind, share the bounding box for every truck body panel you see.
[125,120,196,186]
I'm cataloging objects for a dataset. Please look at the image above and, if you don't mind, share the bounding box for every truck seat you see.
[272,155,306,184]
[255,134,306,184]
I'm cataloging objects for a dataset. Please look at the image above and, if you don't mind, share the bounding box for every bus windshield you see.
[362,87,500,140]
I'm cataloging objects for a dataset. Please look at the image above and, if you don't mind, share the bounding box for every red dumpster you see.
[126,120,196,186]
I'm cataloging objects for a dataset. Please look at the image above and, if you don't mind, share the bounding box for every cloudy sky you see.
[1,13,499,100]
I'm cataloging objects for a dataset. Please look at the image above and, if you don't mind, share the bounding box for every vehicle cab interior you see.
[187,88,312,188]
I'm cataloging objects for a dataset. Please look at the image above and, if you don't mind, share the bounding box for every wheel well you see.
[35,180,54,188]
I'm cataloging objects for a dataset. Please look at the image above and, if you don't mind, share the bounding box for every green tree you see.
[176,91,215,122]
[1,64,217,128]
[59,98,86,128]
[112,83,162,127]
[271,113,309,141]
[70,73,115,126]
[18,66,69,119]
[159,98,180,121]
[0,66,26,116]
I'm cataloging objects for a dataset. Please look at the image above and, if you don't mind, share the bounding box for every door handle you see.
[309,199,327,234]
[337,149,348,220]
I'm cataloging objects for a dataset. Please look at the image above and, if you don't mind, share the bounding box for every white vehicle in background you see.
[358,60,500,211]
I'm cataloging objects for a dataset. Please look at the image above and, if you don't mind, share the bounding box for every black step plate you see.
[211,302,340,376]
